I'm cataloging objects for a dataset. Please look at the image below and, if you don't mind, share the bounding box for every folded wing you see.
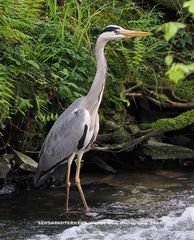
[34,108,91,186]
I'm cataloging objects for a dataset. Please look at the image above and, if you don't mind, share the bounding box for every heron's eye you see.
[114,29,120,34]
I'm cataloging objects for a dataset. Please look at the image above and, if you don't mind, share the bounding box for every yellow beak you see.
[120,30,151,37]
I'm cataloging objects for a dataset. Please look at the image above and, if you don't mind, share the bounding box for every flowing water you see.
[1,170,194,240]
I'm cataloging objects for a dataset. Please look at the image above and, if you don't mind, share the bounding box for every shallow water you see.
[1,170,194,240]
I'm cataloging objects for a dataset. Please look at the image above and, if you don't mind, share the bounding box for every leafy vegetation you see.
[0,0,193,159]
[157,0,194,86]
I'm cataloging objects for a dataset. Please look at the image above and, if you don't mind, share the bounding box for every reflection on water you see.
[0,170,194,240]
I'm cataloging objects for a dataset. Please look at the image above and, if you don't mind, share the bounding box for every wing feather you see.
[34,105,90,186]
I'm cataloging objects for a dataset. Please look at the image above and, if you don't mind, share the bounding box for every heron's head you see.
[99,25,150,42]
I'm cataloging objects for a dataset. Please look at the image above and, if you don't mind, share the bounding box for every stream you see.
[1,170,194,240]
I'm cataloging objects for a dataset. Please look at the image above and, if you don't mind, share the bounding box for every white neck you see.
[86,37,107,114]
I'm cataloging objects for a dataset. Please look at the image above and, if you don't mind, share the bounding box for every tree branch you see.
[126,92,194,109]
[92,129,160,152]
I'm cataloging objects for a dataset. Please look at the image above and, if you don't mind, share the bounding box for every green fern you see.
[120,38,145,83]
[133,38,144,68]
[0,64,14,127]
[0,0,44,42]
[35,93,50,125]
[15,97,33,116]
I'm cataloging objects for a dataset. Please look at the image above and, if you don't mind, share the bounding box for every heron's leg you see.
[75,152,90,211]
[65,154,75,213]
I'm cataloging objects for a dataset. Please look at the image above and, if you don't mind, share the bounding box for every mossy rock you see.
[142,140,194,160]
[174,80,194,102]
[126,124,140,134]
[147,109,194,132]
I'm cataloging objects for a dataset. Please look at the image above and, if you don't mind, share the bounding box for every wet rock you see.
[12,149,38,172]
[0,156,11,180]
[91,156,116,173]
[171,135,191,147]
[0,185,15,194]
[142,140,194,160]
[154,170,188,179]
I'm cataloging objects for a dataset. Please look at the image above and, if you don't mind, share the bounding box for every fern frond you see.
[133,38,144,67]
[0,0,44,42]
[0,64,14,126]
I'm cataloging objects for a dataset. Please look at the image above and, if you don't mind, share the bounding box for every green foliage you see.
[0,0,99,151]
[166,63,194,83]
[47,0,57,22]
[1,0,189,154]
[165,55,173,66]
[158,1,194,85]
[183,0,194,14]
[101,4,167,107]
[174,80,194,101]
[157,22,185,41]
[15,97,33,116]
[0,64,14,126]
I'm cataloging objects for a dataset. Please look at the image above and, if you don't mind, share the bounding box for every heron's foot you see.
[84,206,91,212]
[65,207,73,214]
[65,203,70,214]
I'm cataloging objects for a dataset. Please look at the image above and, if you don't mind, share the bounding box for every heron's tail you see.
[34,157,69,187]
[34,169,48,187]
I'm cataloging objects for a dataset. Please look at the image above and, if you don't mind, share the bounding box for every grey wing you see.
[34,107,91,186]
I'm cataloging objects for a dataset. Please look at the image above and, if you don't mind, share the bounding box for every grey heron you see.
[34,25,150,212]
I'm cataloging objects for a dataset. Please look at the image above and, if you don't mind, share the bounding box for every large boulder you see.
[12,150,38,172]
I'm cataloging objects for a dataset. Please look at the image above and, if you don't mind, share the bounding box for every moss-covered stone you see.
[142,140,194,160]
[174,80,194,101]
[157,93,169,103]
[149,109,194,131]
[126,124,140,134]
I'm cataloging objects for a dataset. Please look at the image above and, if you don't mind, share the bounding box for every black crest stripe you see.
[101,26,119,34]
[78,124,88,150]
